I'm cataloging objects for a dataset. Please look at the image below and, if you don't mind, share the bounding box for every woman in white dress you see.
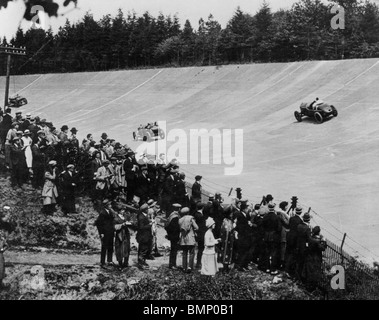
[21,129,34,178]
[201,217,221,276]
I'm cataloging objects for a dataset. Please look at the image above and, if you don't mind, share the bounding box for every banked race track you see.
[1,58,379,264]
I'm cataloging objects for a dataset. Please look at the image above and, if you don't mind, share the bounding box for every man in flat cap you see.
[10,136,27,188]
[260,203,281,275]
[94,199,115,268]
[285,206,304,278]
[165,203,182,269]
[136,203,153,269]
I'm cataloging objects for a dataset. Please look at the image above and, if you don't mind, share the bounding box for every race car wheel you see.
[20,98,28,105]
[314,112,323,124]
[331,106,338,117]
[143,136,148,142]
[159,130,165,139]
[294,111,302,122]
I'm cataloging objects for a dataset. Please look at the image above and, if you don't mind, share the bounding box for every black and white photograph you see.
[1,0,379,305]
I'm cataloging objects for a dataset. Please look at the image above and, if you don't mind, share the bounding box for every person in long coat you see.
[41,160,59,215]
[94,199,115,268]
[165,203,181,269]
[10,136,27,187]
[194,202,206,269]
[234,200,253,271]
[113,207,133,270]
[285,206,304,277]
[136,203,153,269]
[178,207,199,273]
[261,203,282,275]
[60,164,77,214]
[201,217,221,276]
[302,226,327,291]
[218,207,235,272]
[296,212,312,281]
[277,201,290,269]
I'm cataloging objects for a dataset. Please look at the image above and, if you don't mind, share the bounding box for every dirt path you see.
[4,249,170,269]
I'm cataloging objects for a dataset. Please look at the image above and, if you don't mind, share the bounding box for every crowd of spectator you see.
[0,107,327,292]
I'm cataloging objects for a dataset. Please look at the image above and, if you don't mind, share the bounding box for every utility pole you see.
[0,46,27,112]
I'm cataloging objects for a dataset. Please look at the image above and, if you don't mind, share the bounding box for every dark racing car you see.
[294,100,338,124]
[8,94,28,108]
[133,122,165,142]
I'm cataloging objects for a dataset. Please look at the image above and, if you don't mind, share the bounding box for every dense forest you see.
[1,0,379,75]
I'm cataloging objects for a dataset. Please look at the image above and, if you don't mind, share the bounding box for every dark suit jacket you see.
[162,174,175,195]
[95,208,114,236]
[191,181,202,200]
[61,171,76,195]
[165,215,180,242]
[135,173,150,197]
[287,215,303,248]
[235,210,253,246]
[262,211,281,243]
[10,143,26,166]
[136,212,152,244]
[123,157,136,180]
[297,222,312,255]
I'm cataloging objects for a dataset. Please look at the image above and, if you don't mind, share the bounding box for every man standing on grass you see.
[95,199,115,269]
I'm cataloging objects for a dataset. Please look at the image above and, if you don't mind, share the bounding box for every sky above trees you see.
[0,0,300,40]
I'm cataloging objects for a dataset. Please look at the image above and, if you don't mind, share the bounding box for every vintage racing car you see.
[294,100,338,124]
[8,94,28,108]
[133,122,165,142]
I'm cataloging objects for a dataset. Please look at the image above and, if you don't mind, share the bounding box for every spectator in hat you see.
[136,203,153,269]
[235,199,254,271]
[123,150,137,203]
[201,217,221,276]
[296,212,312,281]
[94,160,114,202]
[4,122,18,169]
[285,206,304,277]
[147,199,162,258]
[302,226,327,291]
[35,130,49,153]
[21,130,34,179]
[194,202,207,269]
[31,142,45,189]
[41,160,59,215]
[218,204,236,272]
[191,175,202,205]
[178,207,199,273]
[165,203,182,269]
[0,108,13,154]
[69,127,79,150]
[58,125,69,144]
[261,203,281,275]
[94,199,116,269]
[174,172,189,207]
[60,164,77,215]
[82,133,94,152]
[10,137,27,188]
[100,133,108,146]
[113,206,133,270]
[277,201,290,269]
[135,166,151,204]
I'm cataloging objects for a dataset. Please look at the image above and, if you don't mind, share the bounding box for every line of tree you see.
[1,0,379,75]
